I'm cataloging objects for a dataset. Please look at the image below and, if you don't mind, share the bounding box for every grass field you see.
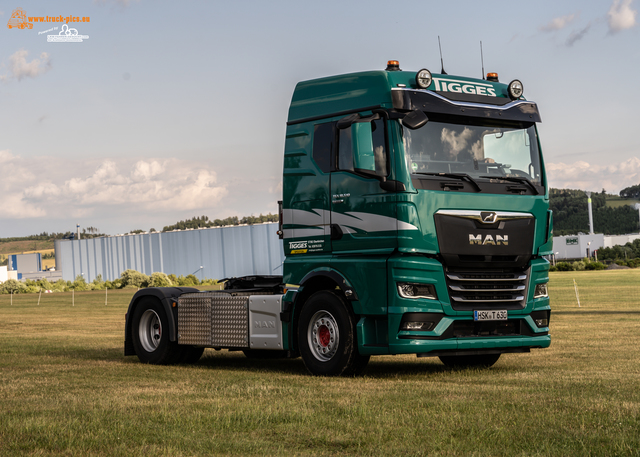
[1,271,639,456]
[606,197,640,208]
[0,241,55,255]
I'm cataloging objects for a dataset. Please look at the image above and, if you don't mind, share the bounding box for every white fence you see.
[55,223,284,282]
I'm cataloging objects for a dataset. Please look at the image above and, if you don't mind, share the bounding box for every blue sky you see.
[1,0,639,237]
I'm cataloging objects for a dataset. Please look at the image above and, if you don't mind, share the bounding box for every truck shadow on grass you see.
[62,348,506,378]
[186,352,497,378]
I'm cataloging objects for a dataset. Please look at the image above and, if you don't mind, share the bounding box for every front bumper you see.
[356,254,551,356]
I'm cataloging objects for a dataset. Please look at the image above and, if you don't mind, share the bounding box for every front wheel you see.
[131,297,183,364]
[439,353,501,368]
[298,291,369,376]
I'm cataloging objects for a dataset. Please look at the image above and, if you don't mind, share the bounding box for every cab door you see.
[330,115,397,254]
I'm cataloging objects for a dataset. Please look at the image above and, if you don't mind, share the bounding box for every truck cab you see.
[280,61,552,373]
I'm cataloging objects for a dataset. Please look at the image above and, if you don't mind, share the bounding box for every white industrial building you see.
[0,266,18,283]
[552,233,640,260]
[54,222,284,282]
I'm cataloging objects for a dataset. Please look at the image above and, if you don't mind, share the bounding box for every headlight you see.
[415,69,432,89]
[508,79,524,100]
[397,282,437,300]
[534,283,548,299]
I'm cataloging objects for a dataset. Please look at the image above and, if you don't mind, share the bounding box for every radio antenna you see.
[438,36,447,75]
[480,41,485,79]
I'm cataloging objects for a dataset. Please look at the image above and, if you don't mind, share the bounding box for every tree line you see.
[161,213,278,232]
[550,188,639,236]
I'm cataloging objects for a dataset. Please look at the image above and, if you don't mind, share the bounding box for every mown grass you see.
[0,274,639,456]
[605,197,640,208]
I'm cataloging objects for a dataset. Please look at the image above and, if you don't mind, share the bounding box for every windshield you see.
[403,118,542,184]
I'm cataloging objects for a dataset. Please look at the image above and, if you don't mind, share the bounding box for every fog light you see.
[534,283,548,299]
[398,283,437,300]
[534,318,549,327]
[401,321,435,331]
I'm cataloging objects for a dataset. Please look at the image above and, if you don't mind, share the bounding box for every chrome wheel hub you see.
[308,310,339,362]
[138,309,161,353]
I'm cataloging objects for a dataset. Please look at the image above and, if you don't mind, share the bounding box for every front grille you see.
[445,268,529,310]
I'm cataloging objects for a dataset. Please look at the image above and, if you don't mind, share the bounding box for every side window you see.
[337,118,387,177]
[312,122,334,173]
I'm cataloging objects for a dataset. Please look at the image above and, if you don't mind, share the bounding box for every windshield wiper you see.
[480,175,539,195]
[414,172,482,192]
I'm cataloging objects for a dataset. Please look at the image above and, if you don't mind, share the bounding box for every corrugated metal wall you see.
[54,223,284,282]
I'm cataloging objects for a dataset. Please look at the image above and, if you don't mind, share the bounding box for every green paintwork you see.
[282,66,551,357]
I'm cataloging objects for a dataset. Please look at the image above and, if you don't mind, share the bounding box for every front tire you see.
[439,353,501,368]
[298,291,369,376]
[131,297,183,364]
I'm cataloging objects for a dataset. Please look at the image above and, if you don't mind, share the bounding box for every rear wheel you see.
[439,353,501,368]
[298,291,369,376]
[131,298,183,364]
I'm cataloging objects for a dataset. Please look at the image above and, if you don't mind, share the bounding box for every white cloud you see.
[1,49,51,82]
[546,157,640,193]
[608,0,638,33]
[0,150,46,218]
[0,151,228,220]
[540,14,576,32]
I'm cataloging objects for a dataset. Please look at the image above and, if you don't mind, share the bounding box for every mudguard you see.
[124,287,199,356]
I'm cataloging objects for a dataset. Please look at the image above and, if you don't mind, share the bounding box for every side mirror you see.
[352,122,375,171]
[402,110,428,130]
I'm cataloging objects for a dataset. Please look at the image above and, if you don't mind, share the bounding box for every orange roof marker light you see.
[386,60,401,71]
[486,72,499,82]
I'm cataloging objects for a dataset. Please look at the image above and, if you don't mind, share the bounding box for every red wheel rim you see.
[317,325,330,347]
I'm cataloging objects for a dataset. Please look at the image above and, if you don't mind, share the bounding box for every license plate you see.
[474,310,507,321]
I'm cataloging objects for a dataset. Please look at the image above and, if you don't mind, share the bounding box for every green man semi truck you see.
[124,60,552,376]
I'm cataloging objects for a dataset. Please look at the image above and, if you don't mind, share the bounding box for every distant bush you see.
[91,274,106,290]
[0,269,220,294]
[150,272,172,287]
[71,275,89,291]
[119,269,150,288]
[572,261,586,271]
[627,258,640,268]
[52,279,69,292]
[1,279,26,294]
[555,262,574,271]
[585,261,606,270]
